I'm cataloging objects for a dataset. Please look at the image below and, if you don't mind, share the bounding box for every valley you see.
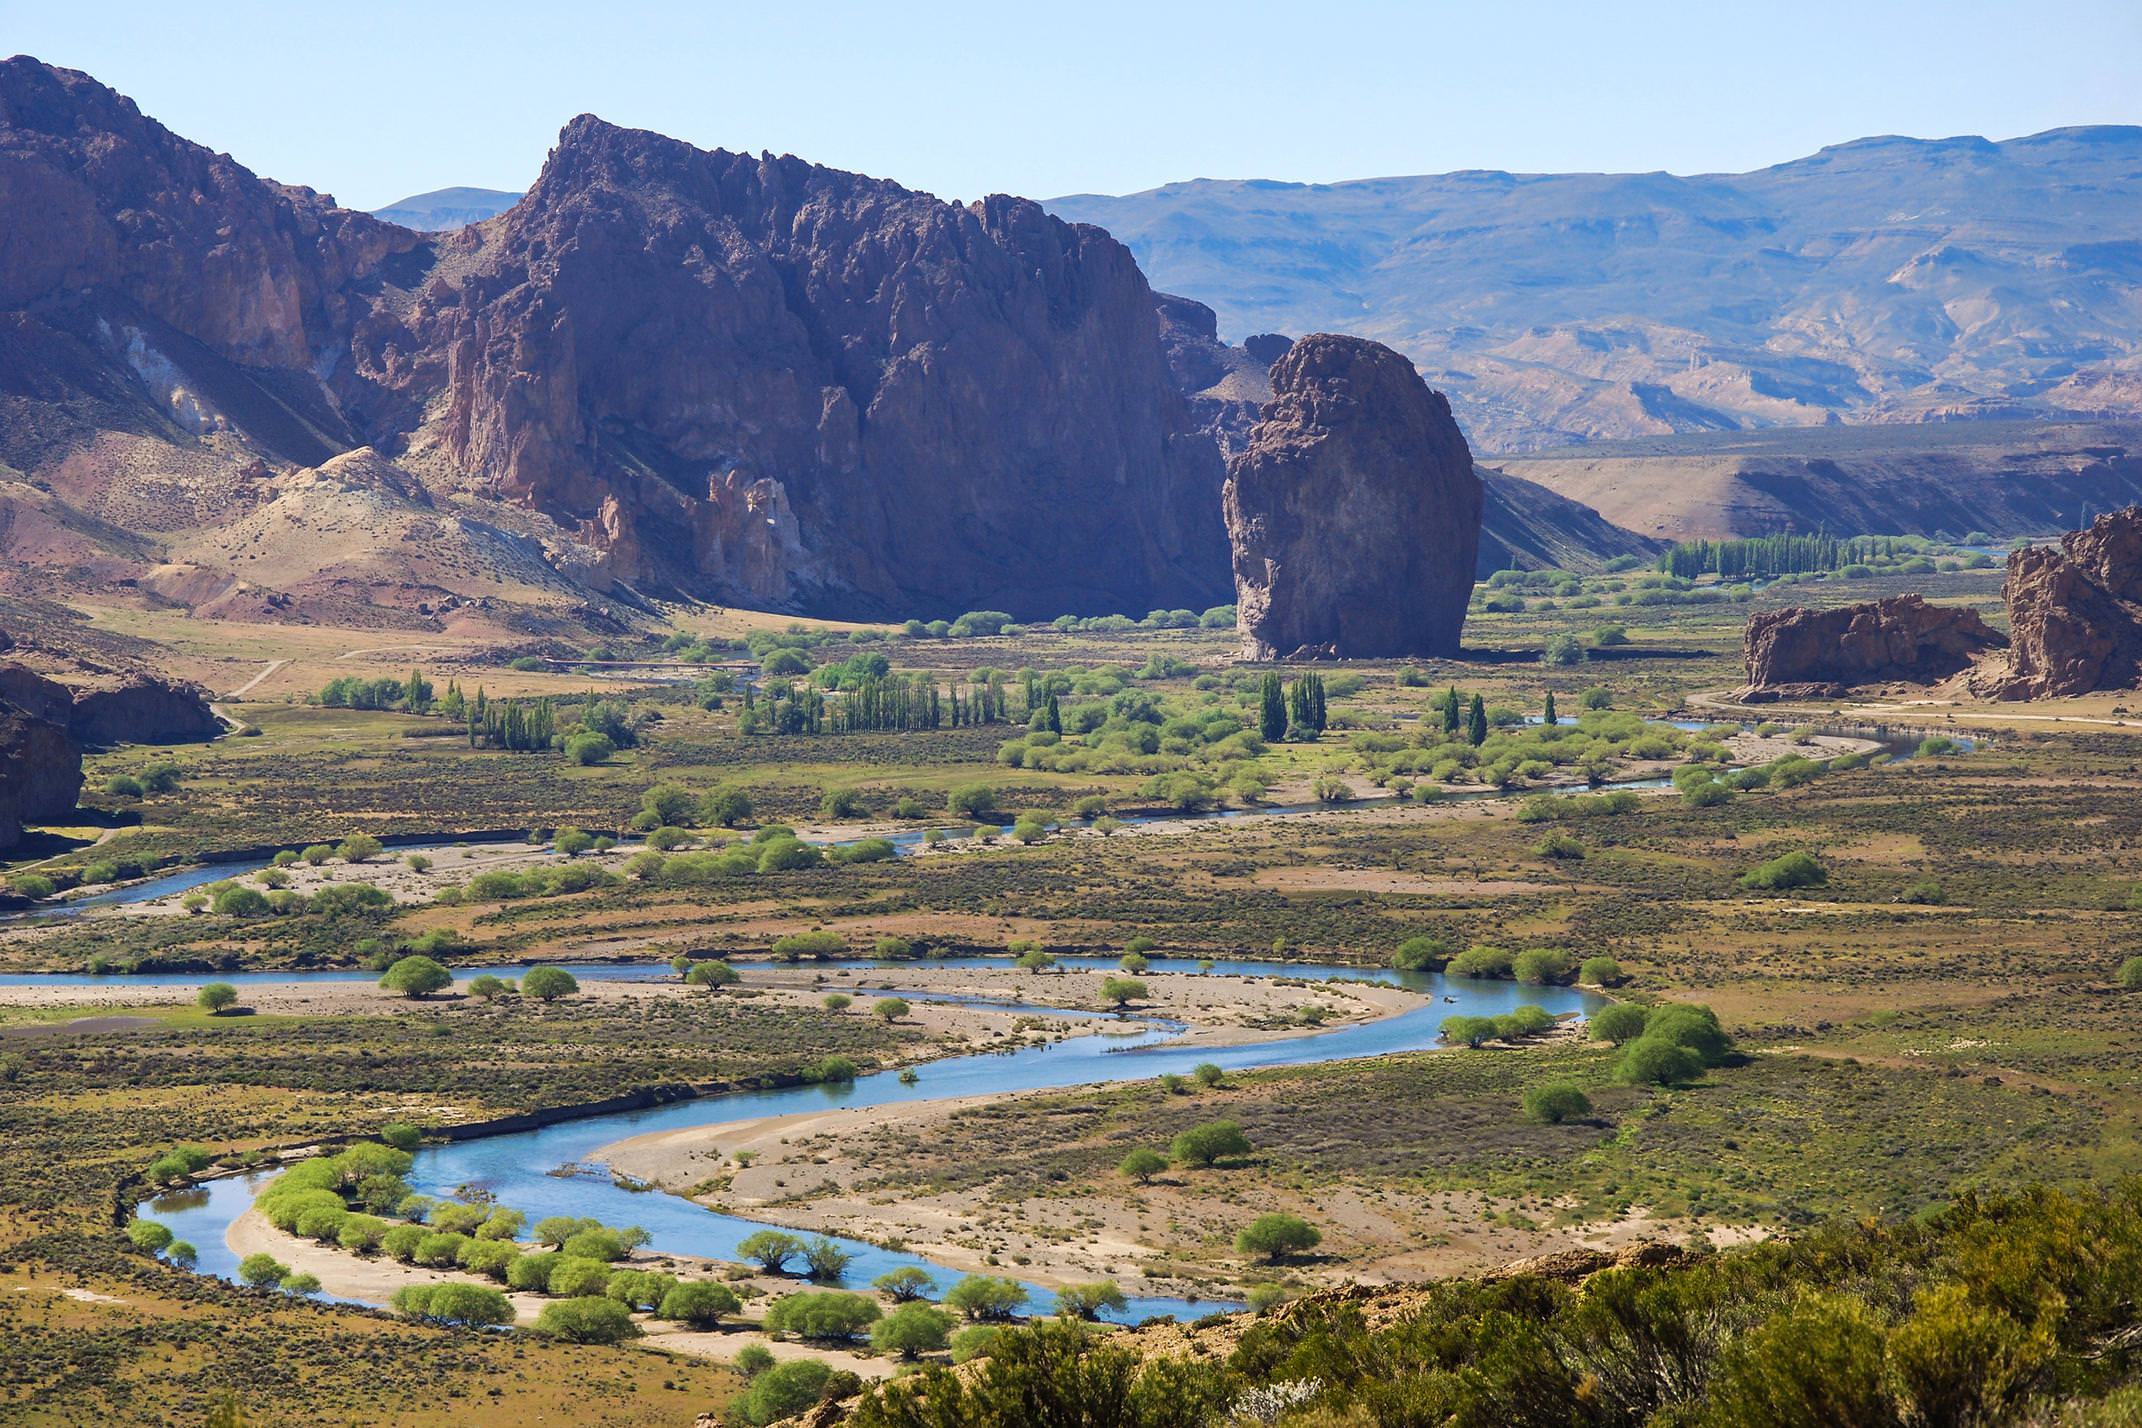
[4,29,2142,1428]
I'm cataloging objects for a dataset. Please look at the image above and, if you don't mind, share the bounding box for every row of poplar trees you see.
[1257,672,1328,742]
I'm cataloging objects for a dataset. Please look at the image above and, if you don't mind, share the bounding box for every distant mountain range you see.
[370,186,521,231]
[1049,129,2142,452]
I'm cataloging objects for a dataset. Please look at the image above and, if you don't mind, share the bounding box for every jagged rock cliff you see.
[0,665,82,853]
[369,115,1232,618]
[1987,506,2142,698]
[1738,595,2005,700]
[2,60,1231,621]
[1224,334,1481,658]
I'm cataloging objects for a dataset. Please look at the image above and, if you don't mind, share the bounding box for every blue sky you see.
[7,0,2139,210]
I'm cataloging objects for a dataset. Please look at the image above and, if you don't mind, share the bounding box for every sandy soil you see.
[108,838,647,917]
[0,964,1415,1049]
[596,1053,1746,1303]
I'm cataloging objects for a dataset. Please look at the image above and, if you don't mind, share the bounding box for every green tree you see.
[873,996,910,1022]
[1235,1213,1320,1262]
[1054,1281,1128,1321]
[1467,694,1489,747]
[1543,690,1559,725]
[736,1229,807,1273]
[237,1252,289,1288]
[468,974,509,1000]
[1618,1035,1705,1086]
[641,782,701,827]
[1739,850,1828,891]
[337,834,384,864]
[766,1290,880,1341]
[1590,1003,1649,1045]
[1442,1014,1499,1048]
[658,1280,742,1327]
[687,960,741,989]
[553,826,597,857]
[564,732,614,765]
[871,1302,956,1359]
[1523,1082,1593,1124]
[1169,1119,1251,1167]
[1119,1147,1168,1183]
[702,786,755,827]
[1259,672,1287,743]
[535,1296,638,1344]
[2118,955,2142,990]
[873,1267,938,1302]
[196,982,240,1014]
[378,955,451,999]
[733,1359,834,1427]
[520,966,579,1002]
[126,1219,174,1252]
[943,1274,1028,1322]
[1579,955,1623,986]
[803,1236,855,1282]
[1100,976,1148,1007]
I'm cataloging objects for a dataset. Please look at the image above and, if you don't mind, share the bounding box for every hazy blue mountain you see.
[1051,129,2142,453]
[371,186,521,231]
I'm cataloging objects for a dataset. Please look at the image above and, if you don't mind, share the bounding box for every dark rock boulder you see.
[1989,506,2142,698]
[68,674,220,746]
[1223,334,1481,659]
[1739,595,2004,700]
[0,665,83,853]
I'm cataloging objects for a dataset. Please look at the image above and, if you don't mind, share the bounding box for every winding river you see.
[131,955,1603,1324]
[34,716,1962,1325]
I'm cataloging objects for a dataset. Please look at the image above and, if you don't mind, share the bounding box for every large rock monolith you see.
[1223,334,1480,659]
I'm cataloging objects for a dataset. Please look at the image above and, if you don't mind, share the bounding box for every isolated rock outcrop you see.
[68,674,219,746]
[1991,506,2142,698]
[0,665,83,853]
[1223,334,1481,658]
[1739,595,2004,700]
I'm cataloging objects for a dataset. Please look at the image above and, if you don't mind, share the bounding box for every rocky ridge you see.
[1224,334,1481,659]
[1738,595,2006,701]
[1,58,1656,631]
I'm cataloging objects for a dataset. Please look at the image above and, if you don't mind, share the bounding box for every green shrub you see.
[1523,1082,1594,1124]
[766,1289,881,1341]
[1578,956,1623,986]
[732,1359,833,1426]
[1513,947,1572,984]
[1739,850,1827,891]
[1447,945,1514,979]
[1590,1003,1649,1045]
[1169,1120,1251,1167]
[535,1296,638,1344]
[658,1280,742,1327]
[1235,1213,1321,1262]
[1392,935,1452,971]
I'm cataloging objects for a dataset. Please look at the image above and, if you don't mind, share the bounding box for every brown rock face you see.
[0,664,82,853]
[0,61,1229,622]
[386,116,1228,617]
[1739,595,2005,700]
[68,674,219,746]
[1223,334,1481,658]
[0,57,418,381]
[1992,506,2142,698]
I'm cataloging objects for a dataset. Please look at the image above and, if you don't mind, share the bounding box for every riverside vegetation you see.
[3,545,2140,1424]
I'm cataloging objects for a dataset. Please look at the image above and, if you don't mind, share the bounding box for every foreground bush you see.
[847,1186,2142,1428]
